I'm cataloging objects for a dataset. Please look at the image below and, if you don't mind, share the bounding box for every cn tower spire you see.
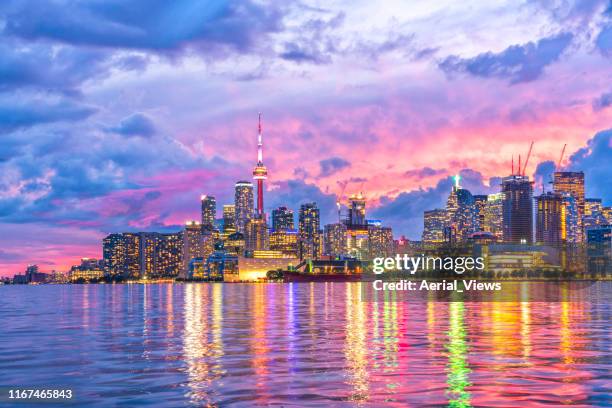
[253,112,267,217]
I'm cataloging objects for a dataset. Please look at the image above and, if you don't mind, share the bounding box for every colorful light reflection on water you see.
[0,283,610,407]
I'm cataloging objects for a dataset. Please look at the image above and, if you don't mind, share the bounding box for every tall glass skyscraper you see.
[234,181,254,233]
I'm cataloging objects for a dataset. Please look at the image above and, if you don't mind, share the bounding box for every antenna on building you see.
[522,141,534,176]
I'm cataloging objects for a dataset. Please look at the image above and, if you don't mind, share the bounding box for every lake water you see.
[0,283,610,407]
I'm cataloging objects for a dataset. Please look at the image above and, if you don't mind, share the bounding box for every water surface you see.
[0,283,610,407]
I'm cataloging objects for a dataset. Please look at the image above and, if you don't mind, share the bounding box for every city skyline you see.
[1,1,612,275]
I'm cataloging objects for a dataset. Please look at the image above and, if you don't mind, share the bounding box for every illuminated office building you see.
[234,181,254,233]
[298,202,321,259]
[585,198,602,216]
[245,217,269,252]
[484,193,504,241]
[446,175,477,242]
[272,206,295,231]
[422,209,447,244]
[502,175,533,244]
[223,204,236,234]
[200,195,216,231]
[324,223,347,258]
[269,229,298,258]
[368,224,394,259]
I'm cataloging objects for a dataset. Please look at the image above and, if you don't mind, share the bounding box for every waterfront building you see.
[422,209,447,244]
[182,221,211,278]
[272,206,295,231]
[587,224,612,274]
[234,181,254,233]
[561,194,581,243]
[200,195,216,231]
[206,244,239,280]
[269,229,299,257]
[368,224,394,259]
[298,202,321,260]
[502,175,533,244]
[229,256,298,282]
[324,223,348,258]
[346,226,369,260]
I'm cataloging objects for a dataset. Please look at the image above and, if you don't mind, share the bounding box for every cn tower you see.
[252,113,267,218]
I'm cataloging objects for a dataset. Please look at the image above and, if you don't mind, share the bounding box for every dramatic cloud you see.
[319,157,351,177]
[568,128,612,202]
[439,33,573,83]
[0,0,286,57]
[109,113,157,137]
[533,160,556,192]
[0,100,96,133]
[404,167,446,179]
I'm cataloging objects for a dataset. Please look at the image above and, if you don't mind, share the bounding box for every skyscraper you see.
[272,206,295,231]
[270,229,299,258]
[182,221,204,277]
[422,209,447,244]
[245,217,269,252]
[446,175,477,242]
[368,224,394,259]
[223,204,236,234]
[502,175,533,244]
[139,232,183,279]
[473,195,488,231]
[324,223,347,258]
[536,192,563,247]
[553,171,585,241]
[200,195,216,231]
[235,181,254,233]
[484,193,504,241]
[102,232,141,279]
[298,202,321,260]
[252,113,268,218]
[347,193,366,226]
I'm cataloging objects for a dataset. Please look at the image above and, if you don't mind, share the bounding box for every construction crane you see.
[557,143,567,170]
[522,141,534,176]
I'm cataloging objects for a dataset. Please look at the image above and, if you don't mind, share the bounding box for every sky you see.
[1,0,612,276]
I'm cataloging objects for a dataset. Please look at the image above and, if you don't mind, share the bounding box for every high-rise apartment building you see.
[223,204,236,234]
[272,206,295,231]
[324,223,348,258]
[298,202,321,259]
[484,193,504,241]
[245,217,269,252]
